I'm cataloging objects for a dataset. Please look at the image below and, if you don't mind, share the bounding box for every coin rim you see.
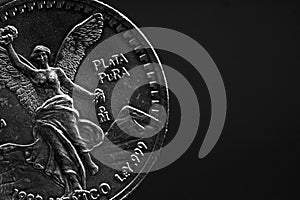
[0,0,170,199]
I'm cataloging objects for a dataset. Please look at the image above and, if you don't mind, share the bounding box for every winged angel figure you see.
[0,13,105,197]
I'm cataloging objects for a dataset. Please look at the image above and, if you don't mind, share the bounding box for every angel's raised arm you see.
[5,43,37,80]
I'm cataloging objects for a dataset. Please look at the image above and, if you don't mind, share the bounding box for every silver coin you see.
[0,0,169,199]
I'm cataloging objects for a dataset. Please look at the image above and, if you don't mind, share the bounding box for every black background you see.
[105,0,299,200]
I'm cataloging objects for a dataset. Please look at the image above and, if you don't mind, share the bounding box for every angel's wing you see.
[55,13,104,83]
[0,47,42,115]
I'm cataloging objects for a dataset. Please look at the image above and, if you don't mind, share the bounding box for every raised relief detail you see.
[93,53,130,84]
[0,13,105,198]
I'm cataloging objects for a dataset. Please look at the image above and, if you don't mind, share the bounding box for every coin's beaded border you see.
[0,0,96,22]
[0,1,168,200]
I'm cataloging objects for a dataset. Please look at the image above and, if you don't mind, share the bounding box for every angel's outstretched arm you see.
[4,43,37,79]
[56,68,102,101]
